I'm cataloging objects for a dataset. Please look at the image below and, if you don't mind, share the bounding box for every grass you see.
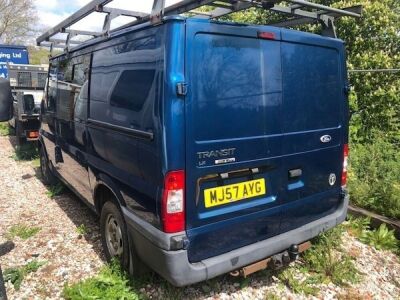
[76,224,88,235]
[277,268,318,296]
[301,226,360,286]
[63,262,144,300]
[0,122,12,136]
[277,225,360,296]
[46,182,65,198]
[32,157,41,168]
[6,224,41,240]
[3,260,46,290]
[12,143,39,161]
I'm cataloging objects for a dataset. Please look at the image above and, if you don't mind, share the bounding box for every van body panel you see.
[40,17,350,285]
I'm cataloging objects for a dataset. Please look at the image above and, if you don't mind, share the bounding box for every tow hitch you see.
[230,241,311,278]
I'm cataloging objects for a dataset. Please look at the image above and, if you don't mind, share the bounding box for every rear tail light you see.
[341,144,349,187]
[161,170,185,233]
[27,131,39,139]
[258,31,276,40]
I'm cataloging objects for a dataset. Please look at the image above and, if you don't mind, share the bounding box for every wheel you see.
[100,201,147,275]
[101,201,130,267]
[39,146,57,185]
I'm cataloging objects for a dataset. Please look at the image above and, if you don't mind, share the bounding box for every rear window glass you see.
[110,69,155,112]
[191,33,282,140]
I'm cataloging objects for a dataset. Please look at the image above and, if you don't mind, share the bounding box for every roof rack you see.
[36,0,362,51]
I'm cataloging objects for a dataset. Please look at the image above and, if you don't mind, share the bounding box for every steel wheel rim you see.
[105,214,123,257]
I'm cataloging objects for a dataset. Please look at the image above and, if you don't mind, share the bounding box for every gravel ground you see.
[0,135,399,300]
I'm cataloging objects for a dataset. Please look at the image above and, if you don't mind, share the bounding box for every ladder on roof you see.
[36,0,362,51]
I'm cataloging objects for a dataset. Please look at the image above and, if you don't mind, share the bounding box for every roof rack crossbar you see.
[37,0,362,51]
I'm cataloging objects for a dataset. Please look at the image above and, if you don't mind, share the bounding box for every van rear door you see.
[185,21,285,262]
[279,31,348,232]
[184,20,347,263]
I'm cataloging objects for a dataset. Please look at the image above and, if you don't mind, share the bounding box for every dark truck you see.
[8,64,48,145]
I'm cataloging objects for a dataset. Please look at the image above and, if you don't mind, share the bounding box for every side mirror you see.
[0,78,13,121]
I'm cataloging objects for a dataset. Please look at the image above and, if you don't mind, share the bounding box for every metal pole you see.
[288,0,361,17]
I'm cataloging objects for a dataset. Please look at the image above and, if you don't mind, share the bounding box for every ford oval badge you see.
[320,135,332,143]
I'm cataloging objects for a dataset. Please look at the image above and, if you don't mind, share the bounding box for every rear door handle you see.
[288,168,302,179]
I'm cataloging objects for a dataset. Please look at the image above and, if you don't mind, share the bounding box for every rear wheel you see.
[39,146,57,185]
[100,200,148,276]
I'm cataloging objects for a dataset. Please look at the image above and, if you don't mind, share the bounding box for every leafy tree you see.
[27,46,51,65]
[224,0,400,143]
[0,0,38,44]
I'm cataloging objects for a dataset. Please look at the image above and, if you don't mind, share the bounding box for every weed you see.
[302,227,360,286]
[12,143,39,161]
[63,262,143,300]
[278,268,318,296]
[265,291,281,300]
[31,157,40,168]
[345,216,371,237]
[360,223,399,252]
[46,182,65,198]
[76,224,88,235]
[6,224,41,240]
[0,122,12,136]
[3,260,46,290]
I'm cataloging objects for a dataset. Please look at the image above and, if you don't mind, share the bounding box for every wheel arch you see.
[93,174,127,215]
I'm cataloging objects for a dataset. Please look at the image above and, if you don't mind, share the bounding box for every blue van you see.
[38,16,350,286]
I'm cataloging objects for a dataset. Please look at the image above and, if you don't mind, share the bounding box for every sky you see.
[34,0,181,38]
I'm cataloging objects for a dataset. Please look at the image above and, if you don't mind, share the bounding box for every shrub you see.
[360,224,399,252]
[348,134,400,219]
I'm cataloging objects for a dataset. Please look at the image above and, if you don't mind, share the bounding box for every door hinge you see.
[176,82,187,97]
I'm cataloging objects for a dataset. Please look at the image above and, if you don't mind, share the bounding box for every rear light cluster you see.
[341,144,349,187]
[27,131,39,139]
[161,170,185,233]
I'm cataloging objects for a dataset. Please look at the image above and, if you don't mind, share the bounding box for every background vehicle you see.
[8,64,48,144]
[36,0,359,287]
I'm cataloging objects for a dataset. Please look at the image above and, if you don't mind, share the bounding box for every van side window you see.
[56,55,91,122]
[46,65,57,112]
[110,69,155,112]
[57,57,75,121]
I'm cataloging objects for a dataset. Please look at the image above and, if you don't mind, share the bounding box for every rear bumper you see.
[124,193,349,287]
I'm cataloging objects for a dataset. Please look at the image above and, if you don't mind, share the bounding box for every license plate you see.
[204,178,266,208]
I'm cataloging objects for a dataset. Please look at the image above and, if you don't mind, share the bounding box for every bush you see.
[348,134,400,219]
[360,224,399,252]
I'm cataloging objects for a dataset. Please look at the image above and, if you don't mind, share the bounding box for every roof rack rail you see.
[36,0,362,51]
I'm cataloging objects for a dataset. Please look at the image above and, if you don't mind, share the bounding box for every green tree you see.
[224,0,400,143]
[27,46,51,65]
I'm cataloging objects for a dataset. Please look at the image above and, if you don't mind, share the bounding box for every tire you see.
[100,201,147,275]
[39,146,57,185]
